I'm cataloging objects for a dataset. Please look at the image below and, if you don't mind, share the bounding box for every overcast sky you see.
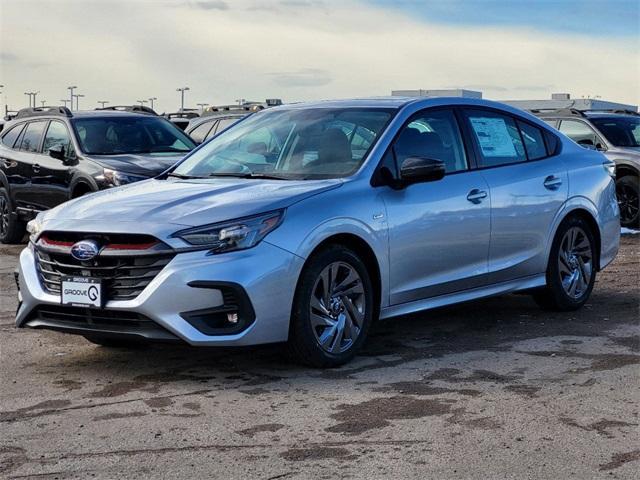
[1,0,638,113]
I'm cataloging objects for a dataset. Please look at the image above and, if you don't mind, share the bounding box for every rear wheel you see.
[533,217,596,311]
[287,245,374,368]
[616,175,639,229]
[0,187,25,244]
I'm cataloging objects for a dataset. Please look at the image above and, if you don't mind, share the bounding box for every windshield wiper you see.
[167,172,202,179]
[207,172,291,180]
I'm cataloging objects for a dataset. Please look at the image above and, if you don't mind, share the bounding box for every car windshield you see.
[172,107,394,179]
[72,116,196,155]
[590,116,640,147]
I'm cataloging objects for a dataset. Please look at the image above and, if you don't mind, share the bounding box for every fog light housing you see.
[180,282,255,335]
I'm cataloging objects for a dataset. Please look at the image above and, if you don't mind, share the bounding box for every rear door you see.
[11,120,47,211]
[0,123,27,201]
[462,108,568,282]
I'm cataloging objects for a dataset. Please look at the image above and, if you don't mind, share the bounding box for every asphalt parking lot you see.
[1,235,638,479]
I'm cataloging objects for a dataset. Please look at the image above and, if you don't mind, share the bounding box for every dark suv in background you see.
[0,106,196,243]
[533,108,640,228]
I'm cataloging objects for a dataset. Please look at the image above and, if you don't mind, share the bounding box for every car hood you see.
[41,177,343,227]
[85,153,188,176]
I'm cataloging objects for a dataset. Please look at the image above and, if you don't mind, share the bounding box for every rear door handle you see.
[467,189,488,204]
[544,175,562,190]
[32,163,41,173]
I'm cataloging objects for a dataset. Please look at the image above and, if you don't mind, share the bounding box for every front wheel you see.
[616,175,639,229]
[533,217,597,311]
[287,245,374,368]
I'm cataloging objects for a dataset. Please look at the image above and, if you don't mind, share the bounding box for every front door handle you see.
[544,175,562,190]
[32,163,41,173]
[467,189,488,204]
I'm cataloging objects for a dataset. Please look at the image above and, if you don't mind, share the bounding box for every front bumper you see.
[16,241,304,346]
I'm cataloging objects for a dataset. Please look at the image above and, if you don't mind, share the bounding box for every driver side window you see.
[393,109,468,173]
[43,121,75,159]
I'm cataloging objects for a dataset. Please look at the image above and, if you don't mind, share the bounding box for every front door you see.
[382,108,491,305]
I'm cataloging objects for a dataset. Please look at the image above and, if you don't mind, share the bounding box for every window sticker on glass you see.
[470,117,517,157]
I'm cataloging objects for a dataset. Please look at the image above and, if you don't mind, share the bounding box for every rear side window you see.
[517,121,547,160]
[189,121,215,143]
[464,109,526,167]
[18,121,47,153]
[1,123,25,148]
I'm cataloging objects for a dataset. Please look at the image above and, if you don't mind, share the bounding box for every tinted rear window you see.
[1,123,25,148]
[19,121,47,153]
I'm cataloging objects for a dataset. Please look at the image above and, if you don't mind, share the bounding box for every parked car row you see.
[531,108,639,228]
[0,106,196,243]
[13,97,620,367]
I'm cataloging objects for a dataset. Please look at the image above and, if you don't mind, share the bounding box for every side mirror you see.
[399,157,445,185]
[48,145,65,160]
[577,139,596,150]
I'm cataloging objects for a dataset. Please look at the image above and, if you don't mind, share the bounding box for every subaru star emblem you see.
[70,240,100,261]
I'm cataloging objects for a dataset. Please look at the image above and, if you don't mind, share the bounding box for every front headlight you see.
[26,216,43,243]
[102,168,148,187]
[173,210,285,254]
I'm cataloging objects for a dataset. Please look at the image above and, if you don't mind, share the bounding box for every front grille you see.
[34,233,175,302]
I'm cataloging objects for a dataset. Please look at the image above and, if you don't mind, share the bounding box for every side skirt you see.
[379,274,546,320]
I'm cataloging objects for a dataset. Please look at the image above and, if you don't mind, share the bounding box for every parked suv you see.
[0,106,196,243]
[533,108,640,228]
[15,98,619,367]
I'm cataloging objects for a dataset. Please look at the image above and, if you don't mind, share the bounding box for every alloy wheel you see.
[309,261,365,354]
[558,226,593,299]
[0,196,8,237]
[616,182,639,226]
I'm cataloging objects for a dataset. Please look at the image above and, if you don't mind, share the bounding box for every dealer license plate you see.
[61,276,103,308]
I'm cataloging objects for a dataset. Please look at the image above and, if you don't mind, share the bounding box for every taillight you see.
[603,161,616,178]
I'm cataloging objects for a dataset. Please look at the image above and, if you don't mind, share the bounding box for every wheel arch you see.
[614,163,638,179]
[549,205,602,271]
[299,233,383,320]
[69,176,98,199]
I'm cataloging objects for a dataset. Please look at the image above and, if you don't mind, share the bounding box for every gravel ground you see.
[1,235,638,479]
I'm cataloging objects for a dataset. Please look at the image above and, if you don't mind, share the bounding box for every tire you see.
[83,336,147,349]
[0,187,26,244]
[616,175,639,229]
[287,245,374,368]
[533,216,597,311]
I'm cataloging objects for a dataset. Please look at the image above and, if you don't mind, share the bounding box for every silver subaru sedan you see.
[15,97,620,367]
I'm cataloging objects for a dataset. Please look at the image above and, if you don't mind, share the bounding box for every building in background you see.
[391,89,482,99]
[503,93,638,112]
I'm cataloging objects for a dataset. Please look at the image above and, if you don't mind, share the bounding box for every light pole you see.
[197,103,209,113]
[136,99,148,106]
[148,97,157,110]
[40,100,46,107]
[60,99,71,108]
[67,86,77,110]
[97,100,109,108]
[72,94,85,110]
[176,87,190,111]
[235,98,245,106]
[24,92,38,107]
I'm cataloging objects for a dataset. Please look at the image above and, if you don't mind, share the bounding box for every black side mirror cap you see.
[48,145,65,160]
[399,157,446,185]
